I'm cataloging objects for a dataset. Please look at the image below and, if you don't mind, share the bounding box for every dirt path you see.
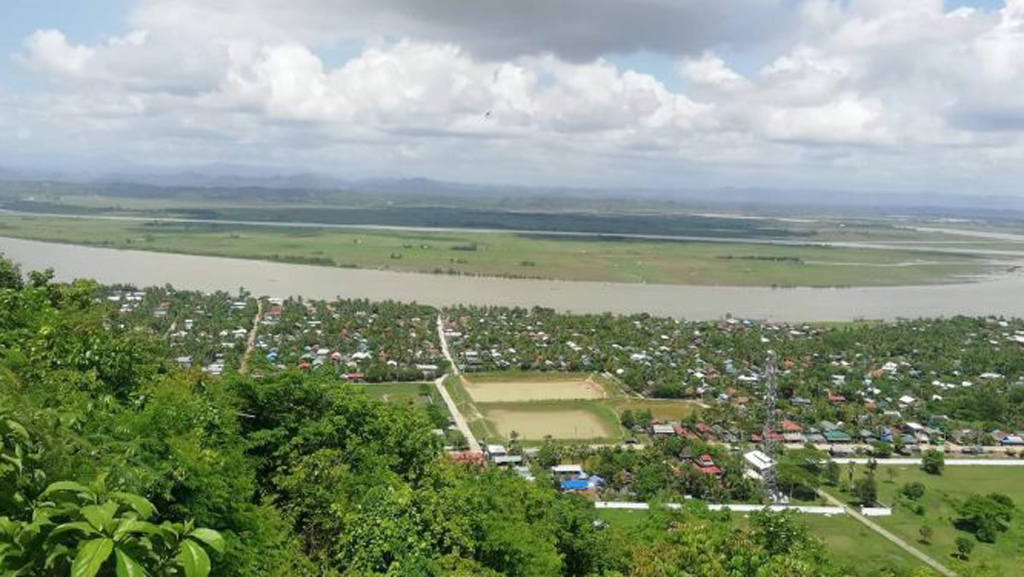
[818,489,955,577]
[239,300,263,375]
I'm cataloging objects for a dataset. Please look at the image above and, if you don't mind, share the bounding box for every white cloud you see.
[6,1,1024,193]
[21,30,95,77]
[679,53,750,92]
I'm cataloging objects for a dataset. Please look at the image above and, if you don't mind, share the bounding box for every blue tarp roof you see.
[561,479,590,491]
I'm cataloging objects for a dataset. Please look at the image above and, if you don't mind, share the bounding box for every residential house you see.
[693,454,723,476]
[743,450,774,479]
[823,429,853,444]
[651,423,676,436]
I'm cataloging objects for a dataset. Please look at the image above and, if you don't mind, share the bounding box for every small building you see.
[560,477,600,493]
[651,423,676,436]
[551,464,586,478]
[805,433,827,444]
[693,454,723,476]
[449,451,485,465]
[743,450,774,478]
[829,445,856,456]
[823,430,853,444]
[783,432,806,444]
[1000,435,1024,446]
[492,455,524,467]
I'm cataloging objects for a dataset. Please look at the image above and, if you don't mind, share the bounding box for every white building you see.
[743,450,774,479]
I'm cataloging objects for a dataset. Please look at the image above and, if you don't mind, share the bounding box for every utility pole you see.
[761,350,780,502]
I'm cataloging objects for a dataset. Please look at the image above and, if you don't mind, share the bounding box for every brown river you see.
[4,236,1024,321]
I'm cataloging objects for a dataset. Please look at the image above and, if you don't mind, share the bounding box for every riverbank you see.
[4,236,1024,321]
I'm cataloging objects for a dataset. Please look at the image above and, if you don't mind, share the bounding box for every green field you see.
[445,372,628,444]
[598,507,923,576]
[0,214,995,287]
[606,399,703,421]
[472,399,623,444]
[351,382,451,420]
[835,466,1024,575]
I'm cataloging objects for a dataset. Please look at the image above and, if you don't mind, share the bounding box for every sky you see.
[2,0,1024,195]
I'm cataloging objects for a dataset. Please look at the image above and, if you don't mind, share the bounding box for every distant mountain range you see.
[1,164,1022,221]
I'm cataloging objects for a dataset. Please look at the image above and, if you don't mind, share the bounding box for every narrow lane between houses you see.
[239,299,263,375]
[435,315,480,453]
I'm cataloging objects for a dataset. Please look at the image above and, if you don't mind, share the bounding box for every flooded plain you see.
[4,236,1024,321]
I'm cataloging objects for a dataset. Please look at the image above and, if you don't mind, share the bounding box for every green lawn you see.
[472,399,624,444]
[0,214,992,287]
[351,382,451,420]
[598,507,923,576]
[605,399,702,422]
[799,514,923,576]
[836,466,1024,575]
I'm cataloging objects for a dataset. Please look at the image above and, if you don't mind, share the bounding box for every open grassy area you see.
[836,466,1024,575]
[605,399,703,421]
[472,399,623,443]
[0,214,994,287]
[460,373,607,403]
[799,514,922,576]
[351,382,451,420]
[598,507,923,576]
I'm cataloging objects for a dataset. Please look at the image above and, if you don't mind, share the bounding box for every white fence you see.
[831,458,1024,466]
[595,502,844,515]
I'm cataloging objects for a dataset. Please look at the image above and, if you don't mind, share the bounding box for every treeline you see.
[0,255,921,576]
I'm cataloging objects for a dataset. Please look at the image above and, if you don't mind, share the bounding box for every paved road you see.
[239,300,263,375]
[433,316,480,453]
[818,489,956,577]
[434,375,480,454]
[436,315,461,376]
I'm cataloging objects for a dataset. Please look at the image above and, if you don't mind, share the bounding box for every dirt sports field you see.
[460,374,607,403]
[486,407,615,440]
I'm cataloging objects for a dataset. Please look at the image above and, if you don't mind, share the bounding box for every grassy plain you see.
[605,399,703,421]
[483,402,620,440]
[597,508,923,576]
[460,373,607,402]
[350,382,451,419]
[446,372,624,443]
[847,466,1024,575]
[0,214,994,287]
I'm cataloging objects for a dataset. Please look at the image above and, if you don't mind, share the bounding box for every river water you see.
[4,236,1024,321]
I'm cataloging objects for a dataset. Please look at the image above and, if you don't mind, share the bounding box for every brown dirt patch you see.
[486,408,614,440]
[462,375,606,403]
